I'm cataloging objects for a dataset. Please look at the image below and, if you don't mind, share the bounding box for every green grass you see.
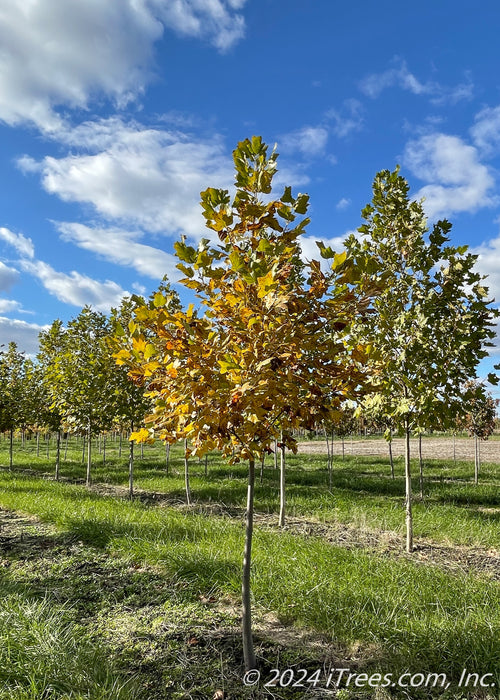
[0,469,498,698]
[2,435,498,549]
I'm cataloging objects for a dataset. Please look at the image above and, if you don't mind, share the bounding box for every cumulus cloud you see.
[56,222,180,280]
[20,119,233,238]
[0,227,35,259]
[0,299,26,314]
[360,59,473,105]
[0,262,19,291]
[0,0,247,131]
[280,126,329,157]
[471,235,500,307]
[470,105,500,155]
[0,317,50,355]
[20,259,128,312]
[403,133,496,219]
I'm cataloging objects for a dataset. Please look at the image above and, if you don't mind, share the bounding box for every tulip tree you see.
[43,308,119,486]
[0,342,26,468]
[346,168,499,552]
[459,380,498,484]
[114,137,377,671]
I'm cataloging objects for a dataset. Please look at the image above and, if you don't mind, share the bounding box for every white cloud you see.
[300,235,347,270]
[403,133,496,219]
[0,299,26,314]
[0,317,50,355]
[325,99,364,138]
[20,259,128,312]
[360,59,473,105]
[21,119,233,238]
[56,222,180,280]
[470,105,500,155]
[471,235,500,306]
[0,0,246,131]
[280,126,329,157]
[336,198,351,210]
[0,227,35,259]
[0,262,19,291]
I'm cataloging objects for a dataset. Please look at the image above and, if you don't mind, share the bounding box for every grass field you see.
[0,434,498,699]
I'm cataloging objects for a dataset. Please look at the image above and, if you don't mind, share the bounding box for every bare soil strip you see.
[297,437,500,463]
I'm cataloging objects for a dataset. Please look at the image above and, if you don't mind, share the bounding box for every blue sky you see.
[0,0,499,395]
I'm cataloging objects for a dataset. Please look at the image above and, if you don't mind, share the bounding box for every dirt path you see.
[298,437,500,463]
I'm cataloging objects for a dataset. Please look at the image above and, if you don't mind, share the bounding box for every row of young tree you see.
[1,137,498,671]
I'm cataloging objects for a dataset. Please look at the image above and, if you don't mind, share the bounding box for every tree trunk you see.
[273,438,278,470]
[474,434,479,485]
[404,419,413,553]
[86,425,92,487]
[129,432,134,499]
[119,432,122,459]
[242,458,256,671]
[278,432,286,528]
[388,435,394,479]
[9,428,13,470]
[204,453,208,477]
[103,434,106,466]
[418,434,424,500]
[55,430,61,481]
[184,438,191,505]
[165,442,170,475]
[325,428,331,487]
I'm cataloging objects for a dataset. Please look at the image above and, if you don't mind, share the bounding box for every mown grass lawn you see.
[0,435,498,699]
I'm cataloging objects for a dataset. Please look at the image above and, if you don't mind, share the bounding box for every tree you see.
[0,343,26,468]
[114,137,377,671]
[459,381,498,484]
[345,168,499,552]
[43,308,119,486]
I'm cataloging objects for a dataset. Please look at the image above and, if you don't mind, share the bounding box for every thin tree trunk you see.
[404,419,413,553]
[55,430,61,481]
[103,434,106,466]
[388,434,394,479]
[165,442,170,475]
[129,429,134,499]
[273,438,278,470]
[242,458,256,671]
[141,442,144,459]
[86,425,92,487]
[9,428,13,470]
[418,434,424,500]
[474,434,479,485]
[325,428,331,487]
[278,432,286,527]
[119,432,122,459]
[184,438,191,505]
